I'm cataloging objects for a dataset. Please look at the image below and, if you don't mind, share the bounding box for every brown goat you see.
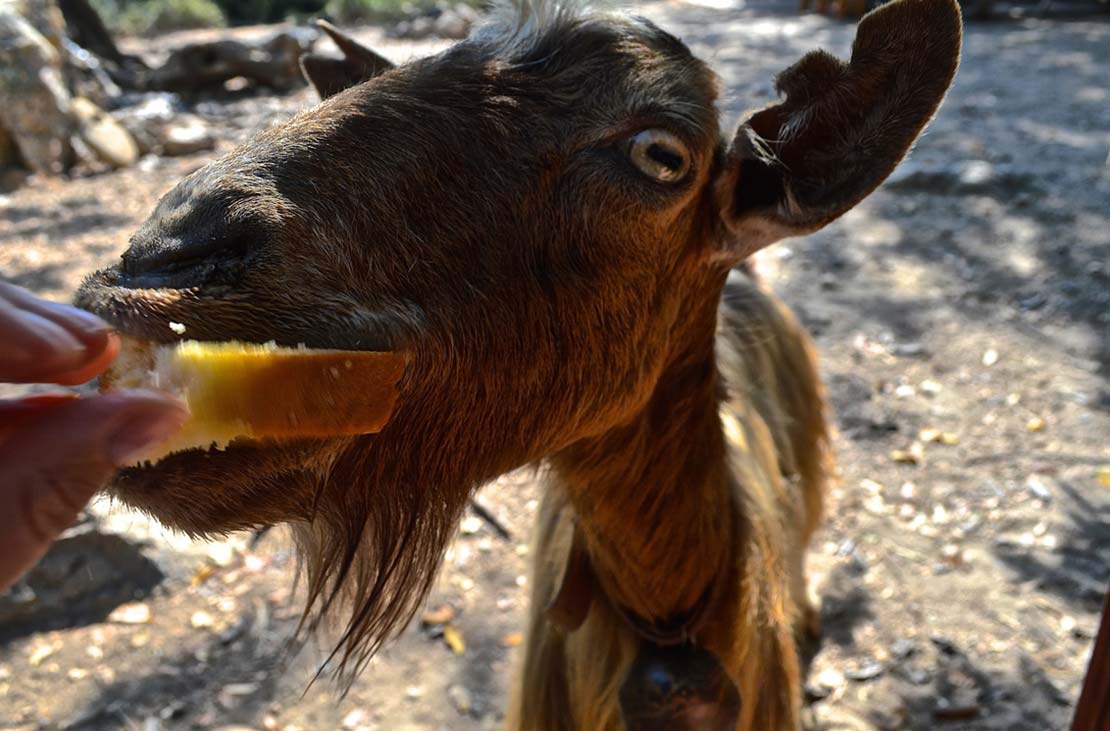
[75,1,961,727]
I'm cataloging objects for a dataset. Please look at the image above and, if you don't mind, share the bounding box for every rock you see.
[341,709,369,729]
[806,667,845,700]
[845,660,884,682]
[71,95,138,167]
[433,9,470,39]
[890,637,916,660]
[111,92,179,153]
[447,684,474,715]
[108,601,151,624]
[161,116,215,156]
[0,514,163,640]
[0,7,75,174]
[145,28,318,93]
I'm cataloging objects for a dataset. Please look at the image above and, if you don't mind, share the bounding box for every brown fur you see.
[75,0,961,722]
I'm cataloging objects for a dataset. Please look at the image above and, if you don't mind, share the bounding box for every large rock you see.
[145,27,318,93]
[71,95,138,167]
[0,5,75,174]
[112,92,215,156]
[0,512,164,640]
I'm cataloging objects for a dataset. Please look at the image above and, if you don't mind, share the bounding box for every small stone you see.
[447,684,473,715]
[893,342,925,356]
[1025,476,1052,501]
[460,516,483,535]
[108,602,151,624]
[421,604,455,626]
[169,321,186,334]
[342,709,369,729]
[982,348,999,366]
[1026,416,1045,432]
[207,542,236,567]
[28,643,56,666]
[161,117,216,156]
[920,379,943,395]
[501,632,524,647]
[812,667,845,693]
[191,610,215,629]
[890,638,916,660]
[845,661,883,682]
[72,97,139,168]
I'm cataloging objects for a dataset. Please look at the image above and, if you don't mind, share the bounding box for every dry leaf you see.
[108,602,151,624]
[192,564,216,587]
[1026,416,1045,432]
[421,605,455,627]
[940,432,959,445]
[890,442,924,465]
[501,632,524,647]
[443,624,466,655]
[919,428,942,443]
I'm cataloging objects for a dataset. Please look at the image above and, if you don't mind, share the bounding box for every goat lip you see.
[119,243,255,291]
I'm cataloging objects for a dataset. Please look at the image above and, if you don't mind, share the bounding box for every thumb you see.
[0,391,188,592]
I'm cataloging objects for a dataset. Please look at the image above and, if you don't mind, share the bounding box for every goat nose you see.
[120,198,262,288]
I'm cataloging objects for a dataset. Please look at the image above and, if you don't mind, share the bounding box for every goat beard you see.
[284,418,532,685]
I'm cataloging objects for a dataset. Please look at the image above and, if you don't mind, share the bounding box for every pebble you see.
[342,709,369,729]
[447,684,473,715]
[108,602,151,624]
[845,661,884,682]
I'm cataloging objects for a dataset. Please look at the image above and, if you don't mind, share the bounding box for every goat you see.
[75,1,961,727]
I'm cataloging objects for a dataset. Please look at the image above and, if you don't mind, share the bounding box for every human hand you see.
[0,281,188,593]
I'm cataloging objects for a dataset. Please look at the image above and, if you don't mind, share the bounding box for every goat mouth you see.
[75,267,396,351]
[116,247,256,292]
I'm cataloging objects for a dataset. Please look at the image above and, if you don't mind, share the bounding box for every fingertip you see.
[50,331,120,386]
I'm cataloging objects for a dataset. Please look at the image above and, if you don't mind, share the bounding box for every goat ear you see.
[300,20,395,100]
[715,0,962,256]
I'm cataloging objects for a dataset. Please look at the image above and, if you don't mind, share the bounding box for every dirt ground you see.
[1,1,1108,729]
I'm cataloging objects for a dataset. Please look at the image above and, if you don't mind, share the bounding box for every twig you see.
[469,497,512,542]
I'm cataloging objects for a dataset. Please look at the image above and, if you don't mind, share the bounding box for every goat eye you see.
[626,129,691,184]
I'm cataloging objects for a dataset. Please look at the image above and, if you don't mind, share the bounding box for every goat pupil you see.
[647,143,682,172]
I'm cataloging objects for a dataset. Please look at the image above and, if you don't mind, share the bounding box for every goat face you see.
[76,0,961,675]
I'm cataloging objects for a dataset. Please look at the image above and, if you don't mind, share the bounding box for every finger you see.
[0,281,112,352]
[0,393,81,442]
[0,391,188,593]
[0,286,116,384]
[49,331,120,387]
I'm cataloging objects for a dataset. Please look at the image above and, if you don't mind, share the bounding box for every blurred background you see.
[0,0,1108,729]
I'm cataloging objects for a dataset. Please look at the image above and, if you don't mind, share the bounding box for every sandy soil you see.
[1,2,1108,730]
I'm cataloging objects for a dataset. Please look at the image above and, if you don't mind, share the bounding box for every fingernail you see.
[108,406,189,467]
[6,312,85,370]
[51,301,113,342]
